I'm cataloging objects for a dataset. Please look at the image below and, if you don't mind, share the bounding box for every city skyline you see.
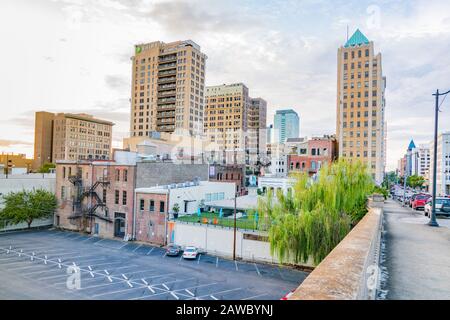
[1,0,450,171]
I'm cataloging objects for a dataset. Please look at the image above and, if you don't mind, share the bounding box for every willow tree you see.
[258,159,374,265]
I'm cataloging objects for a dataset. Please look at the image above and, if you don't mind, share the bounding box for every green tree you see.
[407,175,425,189]
[0,189,57,228]
[37,163,55,173]
[257,159,374,265]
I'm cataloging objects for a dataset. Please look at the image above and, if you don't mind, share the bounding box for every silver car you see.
[424,197,450,217]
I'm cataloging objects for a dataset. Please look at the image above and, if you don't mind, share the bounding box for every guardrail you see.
[289,196,384,300]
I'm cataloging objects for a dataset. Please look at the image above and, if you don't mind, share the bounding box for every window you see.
[62,167,66,179]
[149,200,155,212]
[122,191,127,205]
[160,201,165,213]
[123,169,128,182]
[115,190,120,204]
[61,186,66,200]
[115,169,120,181]
[140,199,145,211]
[103,189,107,203]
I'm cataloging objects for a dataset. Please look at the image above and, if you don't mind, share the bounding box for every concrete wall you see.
[173,222,308,265]
[136,162,208,188]
[289,198,384,300]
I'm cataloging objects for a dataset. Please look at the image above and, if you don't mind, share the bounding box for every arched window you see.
[295,162,300,169]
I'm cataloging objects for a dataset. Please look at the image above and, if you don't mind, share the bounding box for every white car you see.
[424,197,450,217]
[182,246,199,260]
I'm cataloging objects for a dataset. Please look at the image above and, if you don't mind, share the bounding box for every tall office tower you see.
[429,132,450,196]
[33,111,55,170]
[336,29,387,184]
[248,98,267,164]
[274,109,299,144]
[411,143,431,177]
[130,40,207,138]
[204,83,250,164]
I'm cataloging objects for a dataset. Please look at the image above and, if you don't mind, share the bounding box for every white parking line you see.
[235,261,239,271]
[118,242,129,250]
[146,248,154,255]
[132,244,142,253]
[254,263,261,276]
[190,287,242,300]
[241,293,268,300]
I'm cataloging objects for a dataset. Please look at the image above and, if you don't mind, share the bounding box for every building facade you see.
[411,143,430,178]
[336,29,387,184]
[130,40,207,137]
[274,109,299,144]
[208,164,245,195]
[429,132,450,196]
[248,98,267,164]
[287,135,337,176]
[0,153,33,174]
[33,112,114,167]
[204,83,250,164]
[33,111,55,170]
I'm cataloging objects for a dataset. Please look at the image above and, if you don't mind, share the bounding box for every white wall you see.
[173,221,314,266]
[169,182,235,215]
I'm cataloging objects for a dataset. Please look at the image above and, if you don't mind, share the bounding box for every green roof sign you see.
[135,46,142,54]
[344,29,370,48]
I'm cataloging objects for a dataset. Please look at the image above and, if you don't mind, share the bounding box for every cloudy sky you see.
[1,0,450,171]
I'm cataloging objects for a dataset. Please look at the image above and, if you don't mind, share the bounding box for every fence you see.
[0,217,54,232]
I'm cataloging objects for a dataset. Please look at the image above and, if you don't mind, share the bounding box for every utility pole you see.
[429,89,450,227]
[232,192,237,261]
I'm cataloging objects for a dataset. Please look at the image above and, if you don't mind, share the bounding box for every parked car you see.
[165,244,181,257]
[182,246,199,260]
[424,197,450,217]
[412,194,431,210]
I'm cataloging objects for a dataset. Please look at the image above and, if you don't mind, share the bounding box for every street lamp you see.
[429,89,450,227]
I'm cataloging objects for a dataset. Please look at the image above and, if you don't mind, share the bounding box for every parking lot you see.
[0,229,307,300]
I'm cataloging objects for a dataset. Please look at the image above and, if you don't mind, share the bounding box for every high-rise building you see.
[33,112,114,166]
[274,109,299,144]
[204,83,250,164]
[248,98,267,164]
[33,111,55,170]
[130,40,207,138]
[411,143,431,178]
[429,132,450,196]
[336,29,387,184]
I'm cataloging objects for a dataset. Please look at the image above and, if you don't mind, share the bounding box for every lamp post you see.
[429,89,450,227]
[232,191,237,261]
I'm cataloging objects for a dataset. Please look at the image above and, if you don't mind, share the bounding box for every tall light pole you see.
[429,89,450,227]
[232,191,237,261]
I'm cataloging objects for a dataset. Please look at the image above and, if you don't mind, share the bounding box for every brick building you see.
[287,135,337,176]
[208,164,245,195]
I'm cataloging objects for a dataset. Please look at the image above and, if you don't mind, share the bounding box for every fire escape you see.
[68,167,113,226]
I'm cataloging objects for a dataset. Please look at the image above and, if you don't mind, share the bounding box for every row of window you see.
[139,199,165,213]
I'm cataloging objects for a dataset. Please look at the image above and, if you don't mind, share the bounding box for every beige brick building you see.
[33,112,114,169]
[130,40,207,138]
[336,29,386,184]
[248,98,267,164]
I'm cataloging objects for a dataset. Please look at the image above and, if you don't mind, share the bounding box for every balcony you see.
[157,90,176,98]
[157,97,176,105]
[158,62,177,70]
[157,111,175,118]
[158,69,177,77]
[159,54,177,63]
[158,83,176,91]
[158,104,176,111]
[157,77,176,84]
[156,118,175,126]
[157,124,175,132]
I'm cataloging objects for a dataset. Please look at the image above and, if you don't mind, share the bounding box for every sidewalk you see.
[379,199,450,299]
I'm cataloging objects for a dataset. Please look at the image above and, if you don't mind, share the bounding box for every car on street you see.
[424,197,450,217]
[412,194,431,210]
[165,244,181,257]
[182,246,199,260]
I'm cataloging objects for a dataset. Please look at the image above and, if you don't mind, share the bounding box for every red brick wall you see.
[134,192,168,245]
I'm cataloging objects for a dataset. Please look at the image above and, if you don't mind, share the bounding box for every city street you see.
[0,229,307,300]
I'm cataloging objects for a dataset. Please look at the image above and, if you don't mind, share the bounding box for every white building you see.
[258,176,293,195]
[411,144,430,179]
[429,133,450,196]
[268,154,288,177]
[135,181,236,217]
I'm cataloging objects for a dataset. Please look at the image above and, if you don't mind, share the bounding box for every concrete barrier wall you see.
[0,217,53,232]
[289,201,384,300]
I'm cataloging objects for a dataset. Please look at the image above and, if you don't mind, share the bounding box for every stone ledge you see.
[289,204,383,300]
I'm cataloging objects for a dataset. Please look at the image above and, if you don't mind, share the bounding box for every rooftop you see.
[344,29,370,48]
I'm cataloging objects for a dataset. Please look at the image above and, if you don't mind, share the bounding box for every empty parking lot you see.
[0,229,307,300]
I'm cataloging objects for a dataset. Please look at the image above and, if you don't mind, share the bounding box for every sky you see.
[1,0,450,171]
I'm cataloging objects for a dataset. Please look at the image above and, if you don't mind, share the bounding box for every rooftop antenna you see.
[346,25,349,42]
